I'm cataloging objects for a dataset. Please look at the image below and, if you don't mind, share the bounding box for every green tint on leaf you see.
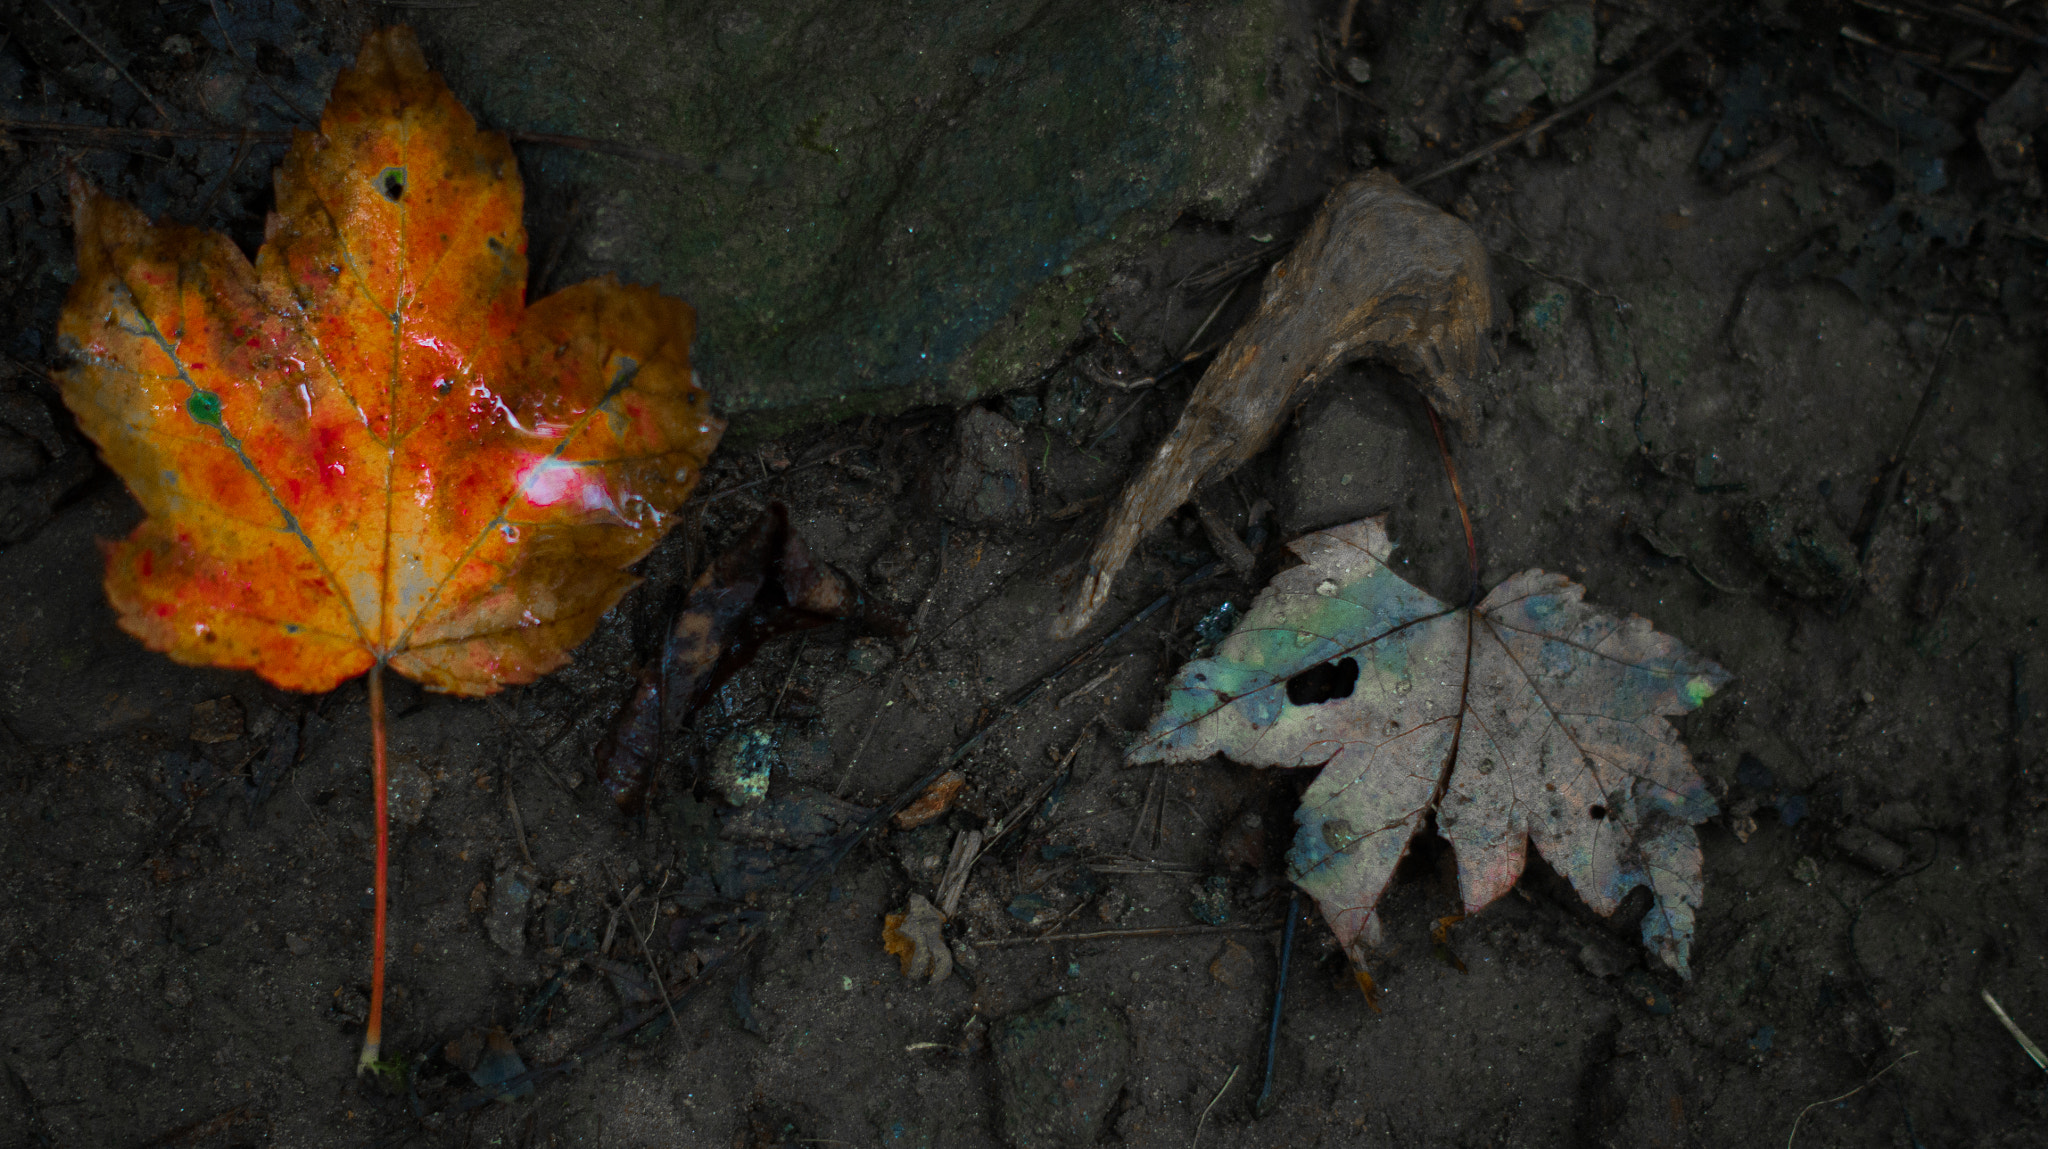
[1130,516,1729,977]
[186,390,223,426]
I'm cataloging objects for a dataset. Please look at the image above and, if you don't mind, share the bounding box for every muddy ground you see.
[3,2,2048,1147]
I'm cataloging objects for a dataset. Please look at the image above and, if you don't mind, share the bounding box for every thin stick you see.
[630,875,681,1036]
[1899,0,2048,50]
[1057,659,1125,709]
[769,635,808,721]
[0,117,286,143]
[481,694,575,796]
[503,130,702,169]
[1192,1063,1240,1149]
[978,721,1099,859]
[357,663,390,1073]
[1335,0,1361,47]
[1254,892,1300,1115]
[1129,765,1163,854]
[1784,1050,1917,1148]
[1982,990,2048,1071]
[1411,34,1694,186]
[1856,316,1962,568]
[504,782,535,868]
[972,921,1280,948]
[39,0,176,125]
[191,131,252,225]
[1181,281,1244,358]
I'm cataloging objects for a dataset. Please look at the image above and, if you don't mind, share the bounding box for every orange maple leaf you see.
[55,27,723,1069]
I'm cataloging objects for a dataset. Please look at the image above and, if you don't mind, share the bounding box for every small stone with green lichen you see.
[709,725,779,808]
[1515,281,1575,350]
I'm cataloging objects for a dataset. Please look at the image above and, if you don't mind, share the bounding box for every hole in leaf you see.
[1588,804,1607,820]
[377,166,406,201]
[1286,657,1358,705]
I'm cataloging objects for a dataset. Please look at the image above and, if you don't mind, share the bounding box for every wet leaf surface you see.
[55,27,723,696]
[1133,516,1728,975]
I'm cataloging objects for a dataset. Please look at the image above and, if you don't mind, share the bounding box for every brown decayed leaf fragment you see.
[1053,173,1495,639]
[1132,517,1729,978]
[596,500,903,814]
[883,893,953,983]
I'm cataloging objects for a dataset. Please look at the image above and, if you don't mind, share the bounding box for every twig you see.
[0,166,64,211]
[769,635,808,721]
[598,883,641,958]
[1084,859,1204,876]
[1412,33,1695,186]
[1086,391,1153,450]
[191,131,252,225]
[934,829,982,917]
[1335,0,1362,48]
[0,117,287,144]
[1181,280,1246,355]
[1838,26,1994,101]
[1129,764,1164,854]
[1193,499,1257,579]
[1058,659,1127,709]
[700,449,858,505]
[1899,0,2048,50]
[503,130,703,169]
[1982,990,2048,1071]
[979,722,1100,860]
[1192,1063,1240,1149]
[39,0,176,125]
[972,921,1281,948]
[482,694,575,796]
[1784,1050,1918,1148]
[835,524,948,796]
[629,874,681,1037]
[1855,316,1962,568]
[1254,892,1300,1116]
[503,781,535,868]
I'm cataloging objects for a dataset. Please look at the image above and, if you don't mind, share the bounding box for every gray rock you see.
[410,0,1299,435]
[1526,3,1597,103]
[708,725,778,807]
[1741,494,1860,600]
[994,995,1132,1148]
[1835,825,1908,873]
[1476,56,1547,124]
[932,408,1032,524]
[487,865,539,956]
[1515,281,1575,349]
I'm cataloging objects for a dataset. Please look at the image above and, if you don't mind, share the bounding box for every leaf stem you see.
[357,662,389,1073]
[1424,405,1480,604]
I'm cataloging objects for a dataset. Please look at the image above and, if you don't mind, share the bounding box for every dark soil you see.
[4,2,2047,1147]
